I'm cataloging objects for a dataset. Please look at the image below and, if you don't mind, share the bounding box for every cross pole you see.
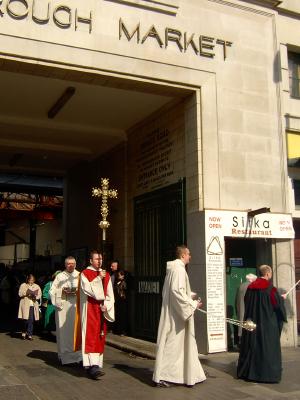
[92,178,118,263]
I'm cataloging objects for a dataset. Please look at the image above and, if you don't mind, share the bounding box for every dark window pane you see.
[294,180,300,206]
[288,52,300,98]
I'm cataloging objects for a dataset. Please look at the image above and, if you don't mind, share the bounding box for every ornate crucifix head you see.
[92,178,118,240]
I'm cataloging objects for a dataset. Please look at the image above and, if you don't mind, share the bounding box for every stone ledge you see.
[104,0,179,15]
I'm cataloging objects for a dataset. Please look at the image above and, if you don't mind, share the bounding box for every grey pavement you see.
[0,329,300,400]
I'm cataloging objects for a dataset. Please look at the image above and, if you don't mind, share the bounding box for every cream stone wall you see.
[273,10,299,348]
[272,239,298,346]
[278,0,300,14]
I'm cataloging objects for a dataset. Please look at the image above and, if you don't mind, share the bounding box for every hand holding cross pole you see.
[282,279,300,299]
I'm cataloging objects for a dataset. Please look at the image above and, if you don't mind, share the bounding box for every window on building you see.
[287,131,300,167]
[288,51,300,98]
[293,180,300,207]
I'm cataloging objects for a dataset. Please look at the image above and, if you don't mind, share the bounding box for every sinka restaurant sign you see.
[0,0,233,60]
[206,210,295,239]
[204,209,294,353]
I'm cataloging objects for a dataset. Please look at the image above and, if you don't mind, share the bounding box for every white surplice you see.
[153,259,206,386]
[80,266,114,368]
[49,270,82,365]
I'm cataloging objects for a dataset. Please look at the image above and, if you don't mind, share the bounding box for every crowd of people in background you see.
[0,257,132,341]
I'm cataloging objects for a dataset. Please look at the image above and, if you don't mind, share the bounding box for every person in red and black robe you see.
[237,264,287,383]
[75,250,114,380]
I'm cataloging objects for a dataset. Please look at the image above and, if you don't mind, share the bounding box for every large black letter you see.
[7,0,29,20]
[119,18,140,43]
[53,5,72,29]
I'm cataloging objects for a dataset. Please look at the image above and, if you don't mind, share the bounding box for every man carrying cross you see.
[75,250,115,380]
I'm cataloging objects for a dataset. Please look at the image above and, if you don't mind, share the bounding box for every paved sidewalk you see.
[106,333,156,359]
[0,330,299,400]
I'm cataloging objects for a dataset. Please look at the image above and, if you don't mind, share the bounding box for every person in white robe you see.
[78,250,114,380]
[49,256,82,365]
[153,245,206,387]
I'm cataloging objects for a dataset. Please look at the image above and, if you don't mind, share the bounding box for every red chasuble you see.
[82,269,110,354]
[247,278,278,306]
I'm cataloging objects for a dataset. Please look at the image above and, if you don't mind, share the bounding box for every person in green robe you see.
[237,264,287,383]
[42,271,61,333]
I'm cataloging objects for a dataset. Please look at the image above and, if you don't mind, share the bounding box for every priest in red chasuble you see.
[75,250,115,380]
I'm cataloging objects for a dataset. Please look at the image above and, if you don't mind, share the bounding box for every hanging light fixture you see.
[47,86,76,119]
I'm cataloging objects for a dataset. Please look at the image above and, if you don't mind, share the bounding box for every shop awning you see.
[287,132,300,166]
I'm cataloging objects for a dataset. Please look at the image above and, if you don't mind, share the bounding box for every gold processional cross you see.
[92,178,118,337]
[92,178,118,241]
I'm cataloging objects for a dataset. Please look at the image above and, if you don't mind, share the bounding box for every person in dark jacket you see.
[113,270,128,335]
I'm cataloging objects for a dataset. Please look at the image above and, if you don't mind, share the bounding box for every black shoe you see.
[88,365,105,380]
[156,380,172,388]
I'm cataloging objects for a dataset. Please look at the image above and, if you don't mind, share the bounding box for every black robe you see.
[237,278,287,383]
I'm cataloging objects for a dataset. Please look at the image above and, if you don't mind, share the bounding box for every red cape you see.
[74,270,110,353]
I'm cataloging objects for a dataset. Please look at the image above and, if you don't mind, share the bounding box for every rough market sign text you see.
[0,0,93,32]
[119,19,232,60]
[0,1,233,60]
